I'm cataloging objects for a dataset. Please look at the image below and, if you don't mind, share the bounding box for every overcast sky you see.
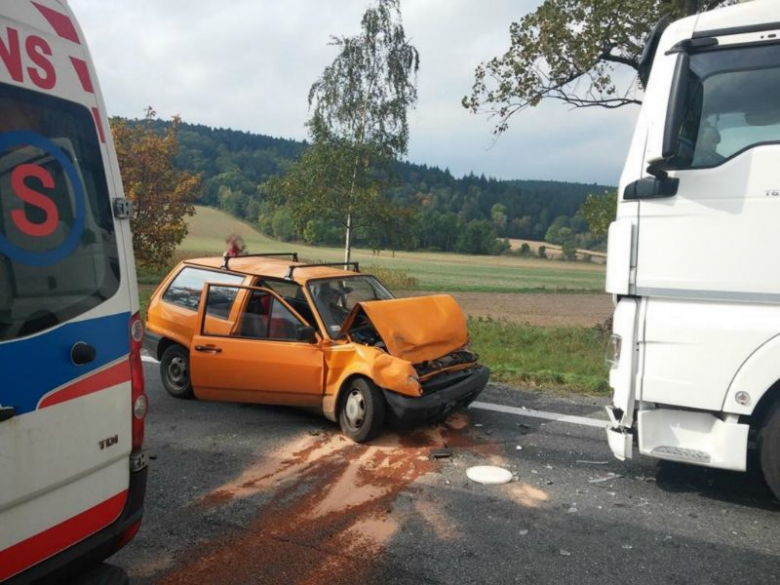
[69,0,640,185]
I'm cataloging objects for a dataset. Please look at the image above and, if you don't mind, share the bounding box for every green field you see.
[180,206,606,293]
[138,206,612,394]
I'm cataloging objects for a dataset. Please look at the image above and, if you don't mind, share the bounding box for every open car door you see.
[189,283,324,407]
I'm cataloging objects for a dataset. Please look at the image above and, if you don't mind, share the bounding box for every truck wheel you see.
[338,378,385,443]
[759,401,780,502]
[160,345,193,399]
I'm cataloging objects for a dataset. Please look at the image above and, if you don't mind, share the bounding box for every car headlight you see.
[606,334,622,369]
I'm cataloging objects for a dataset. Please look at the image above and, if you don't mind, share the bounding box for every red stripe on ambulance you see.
[0,491,128,581]
[91,107,106,143]
[38,359,131,409]
[31,2,80,45]
[69,56,93,93]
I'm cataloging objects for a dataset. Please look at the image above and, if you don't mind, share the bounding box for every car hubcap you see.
[345,389,366,429]
[168,356,187,389]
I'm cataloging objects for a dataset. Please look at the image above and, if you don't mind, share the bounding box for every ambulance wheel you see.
[161,345,193,399]
[759,400,780,502]
[339,378,385,443]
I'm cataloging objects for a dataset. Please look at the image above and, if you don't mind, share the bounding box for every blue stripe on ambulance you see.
[0,312,130,416]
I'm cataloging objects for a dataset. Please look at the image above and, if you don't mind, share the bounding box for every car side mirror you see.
[297,325,318,343]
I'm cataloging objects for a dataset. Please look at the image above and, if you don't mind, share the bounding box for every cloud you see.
[70,0,638,184]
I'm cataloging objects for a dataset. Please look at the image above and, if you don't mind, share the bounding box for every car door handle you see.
[194,345,222,353]
[0,406,15,422]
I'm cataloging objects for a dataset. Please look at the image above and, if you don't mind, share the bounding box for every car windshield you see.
[308,275,393,337]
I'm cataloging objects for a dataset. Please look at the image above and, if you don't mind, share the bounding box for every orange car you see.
[144,253,489,441]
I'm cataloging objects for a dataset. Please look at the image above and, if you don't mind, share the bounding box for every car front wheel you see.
[338,378,385,443]
[160,344,193,399]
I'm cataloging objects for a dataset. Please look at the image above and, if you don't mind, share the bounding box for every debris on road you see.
[466,465,513,485]
[576,460,609,465]
[559,550,572,557]
[588,473,622,484]
[519,529,529,536]
[515,445,523,451]
[430,448,452,460]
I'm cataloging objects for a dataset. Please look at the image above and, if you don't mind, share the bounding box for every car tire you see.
[759,400,780,502]
[338,378,385,443]
[160,344,193,399]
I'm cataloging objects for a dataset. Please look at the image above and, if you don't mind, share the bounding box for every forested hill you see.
[137,119,614,253]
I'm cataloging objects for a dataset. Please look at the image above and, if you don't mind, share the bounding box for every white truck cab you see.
[606,0,780,500]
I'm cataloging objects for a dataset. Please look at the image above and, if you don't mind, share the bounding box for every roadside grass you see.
[178,206,606,294]
[468,317,611,395]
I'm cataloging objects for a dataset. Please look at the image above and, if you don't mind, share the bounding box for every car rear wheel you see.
[160,344,193,399]
[339,378,385,443]
[759,400,780,502]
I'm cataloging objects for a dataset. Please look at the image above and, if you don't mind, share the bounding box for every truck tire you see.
[759,401,780,502]
[338,378,385,443]
[160,344,193,399]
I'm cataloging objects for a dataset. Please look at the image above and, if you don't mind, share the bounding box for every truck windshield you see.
[0,83,119,341]
[308,276,393,337]
[673,43,780,168]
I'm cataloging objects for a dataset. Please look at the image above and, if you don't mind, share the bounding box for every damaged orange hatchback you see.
[144,253,489,442]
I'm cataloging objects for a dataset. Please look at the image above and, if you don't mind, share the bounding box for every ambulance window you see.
[0,83,120,341]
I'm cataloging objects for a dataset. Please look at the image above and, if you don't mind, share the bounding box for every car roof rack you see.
[222,252,298,270]
[285,262,360,280]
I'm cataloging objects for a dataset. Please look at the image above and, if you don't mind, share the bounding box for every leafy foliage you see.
[119,118,614,255]
[579,191,618,237]
[463,0,729,134]
[299,0,419,262]
[111,108,201,268]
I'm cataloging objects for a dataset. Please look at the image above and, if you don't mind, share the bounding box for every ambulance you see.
[0,1,147,581]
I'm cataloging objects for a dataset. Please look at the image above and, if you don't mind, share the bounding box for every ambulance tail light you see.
[129,312,147,451]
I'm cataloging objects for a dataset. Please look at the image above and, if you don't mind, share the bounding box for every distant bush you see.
[518,243,532,257]
[365,266,419,290]
[538,245,547,259]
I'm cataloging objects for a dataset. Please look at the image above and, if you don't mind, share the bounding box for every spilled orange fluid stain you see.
[159,413,549,585]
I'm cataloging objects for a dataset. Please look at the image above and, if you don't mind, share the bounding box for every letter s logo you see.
[11,163,59,237]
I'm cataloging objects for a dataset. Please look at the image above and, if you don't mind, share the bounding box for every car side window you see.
[163,267,243,315]
[204,287,304,341]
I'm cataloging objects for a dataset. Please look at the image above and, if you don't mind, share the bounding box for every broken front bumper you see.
[383,366,490,425]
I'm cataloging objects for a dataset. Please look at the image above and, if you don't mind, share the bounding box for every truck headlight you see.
[606,334,622,369]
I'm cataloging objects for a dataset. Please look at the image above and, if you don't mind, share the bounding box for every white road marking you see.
[470,401,609,429]
[138,355,608,430]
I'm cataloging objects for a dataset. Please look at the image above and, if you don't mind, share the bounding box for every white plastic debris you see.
[466,465,513,485]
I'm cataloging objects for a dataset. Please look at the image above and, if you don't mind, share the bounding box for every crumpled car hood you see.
[343,294,469,364]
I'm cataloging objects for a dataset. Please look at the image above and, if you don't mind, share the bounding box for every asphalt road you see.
[111,363,780,584]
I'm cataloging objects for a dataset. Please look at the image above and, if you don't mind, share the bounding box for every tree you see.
[579,191,618,237]
[463,0,730,134]
[305,0,419,262]
[111,108,201,268]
